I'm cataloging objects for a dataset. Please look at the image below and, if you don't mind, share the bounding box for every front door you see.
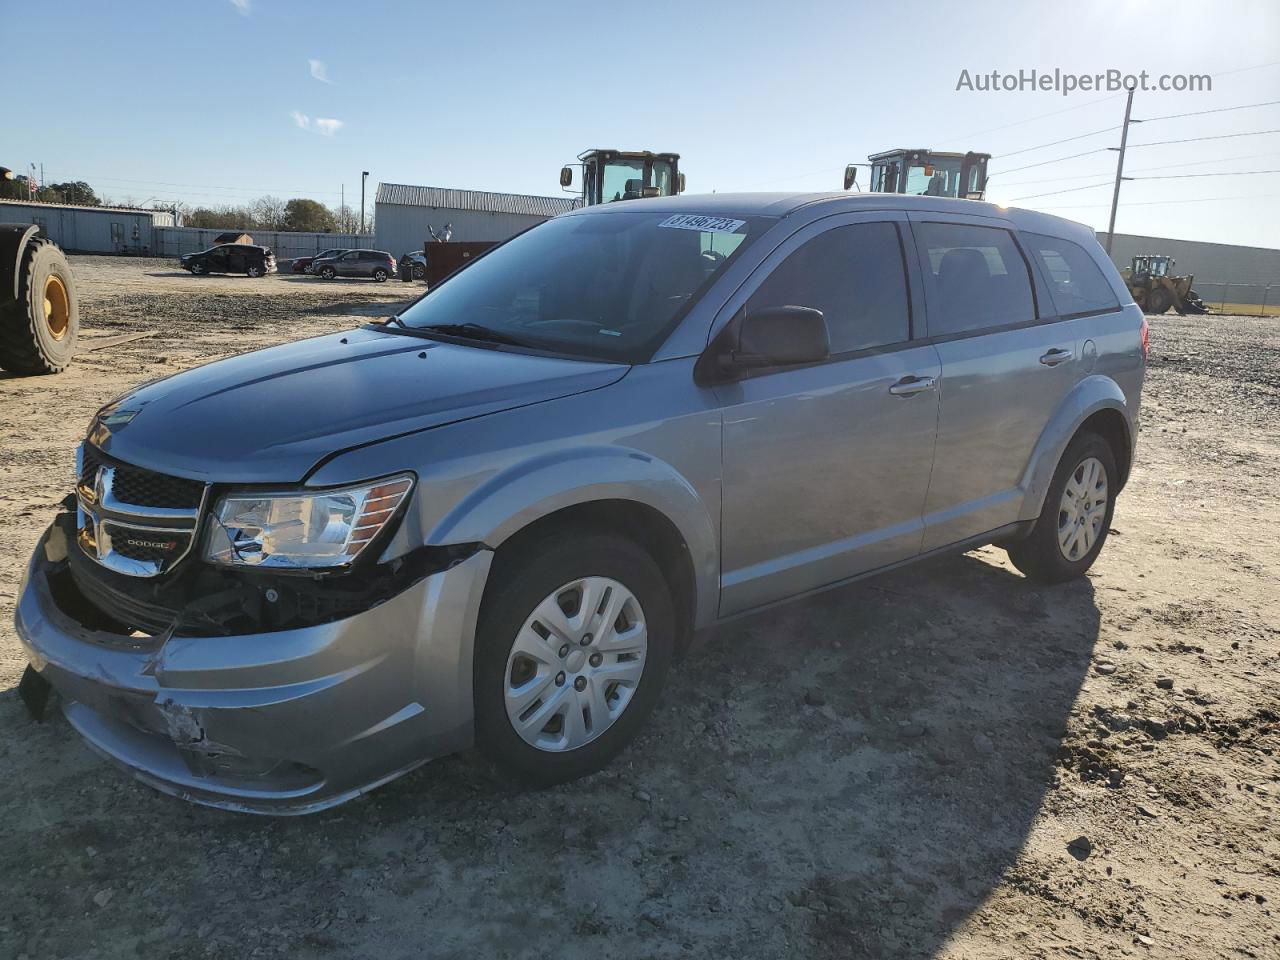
[338,251,361,276]
[716,214,940,616]
[908,214,1080,550]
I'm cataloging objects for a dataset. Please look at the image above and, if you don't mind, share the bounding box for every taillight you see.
[1140,317,1149,360]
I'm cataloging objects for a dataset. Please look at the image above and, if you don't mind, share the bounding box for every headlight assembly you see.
[204,474,414,570]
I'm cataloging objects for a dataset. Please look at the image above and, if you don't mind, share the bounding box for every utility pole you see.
[1104,86,1139,256]
[360,171,369,235]
[341,184,345,230]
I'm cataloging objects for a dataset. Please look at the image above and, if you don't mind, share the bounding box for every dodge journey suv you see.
[16,193,1145,813]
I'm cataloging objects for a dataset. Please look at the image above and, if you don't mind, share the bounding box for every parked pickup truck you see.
[16,192,1145,814]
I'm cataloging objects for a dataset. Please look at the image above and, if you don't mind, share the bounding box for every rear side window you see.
[1022,232,1120,316]
[746,222,910,354]
[914,222,1035,336]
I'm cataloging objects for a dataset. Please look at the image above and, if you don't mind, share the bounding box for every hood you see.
[88,327,628,483]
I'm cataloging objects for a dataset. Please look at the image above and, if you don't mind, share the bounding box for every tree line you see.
[0,176,368,234]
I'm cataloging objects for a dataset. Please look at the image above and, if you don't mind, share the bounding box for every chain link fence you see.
[1187,280,1280,317]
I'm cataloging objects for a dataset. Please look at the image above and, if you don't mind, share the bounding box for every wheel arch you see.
[1018,376,1135,520]
[427,446,718,638]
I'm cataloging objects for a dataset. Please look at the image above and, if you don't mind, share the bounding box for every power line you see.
[81,174,345,197]
[939,91,1126,144]
[1139,98,1280,123]
[1125,128,1280,148]
[1009,180,1114,201]
[1034,194,1279,210]
[1129,169,1280,180]
[992,147,1111,176]
[997,151,1280,186]
[998,125,1119,159]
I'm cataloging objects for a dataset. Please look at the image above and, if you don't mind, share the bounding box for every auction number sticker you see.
[657,214,746,234]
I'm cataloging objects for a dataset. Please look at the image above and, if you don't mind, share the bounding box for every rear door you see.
[716,212,941,615]
[907,213,1080,550]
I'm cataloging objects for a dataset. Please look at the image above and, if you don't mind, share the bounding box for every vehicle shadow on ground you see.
[0,549,1098,959]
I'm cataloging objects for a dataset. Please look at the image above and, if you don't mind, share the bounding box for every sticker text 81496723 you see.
[657,214,746,234]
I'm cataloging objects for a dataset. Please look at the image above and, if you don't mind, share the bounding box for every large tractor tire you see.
[0,237,78,374]
[1145,286,1172,315]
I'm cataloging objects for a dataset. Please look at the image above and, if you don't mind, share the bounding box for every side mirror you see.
[843,165,857,191]
[677,172,686,194]
[559,166,573,188]
[699,306,830,382]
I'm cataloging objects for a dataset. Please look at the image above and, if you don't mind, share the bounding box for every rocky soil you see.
[0,258,1276,959]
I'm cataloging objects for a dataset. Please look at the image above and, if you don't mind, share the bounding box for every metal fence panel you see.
[1188,280,1280,316]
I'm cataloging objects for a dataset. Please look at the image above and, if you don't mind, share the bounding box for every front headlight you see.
[204,474,414,570]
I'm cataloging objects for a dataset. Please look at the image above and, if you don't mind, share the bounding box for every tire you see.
[1146,286,1171,315]
[190,261,207,275]
[246,264,263,278]
[0,238,79,375]
[474,533,675,786]
[320,266,336,280]
[412,264,426,280]
[1006,431,1118,583]
[372,268,388,282]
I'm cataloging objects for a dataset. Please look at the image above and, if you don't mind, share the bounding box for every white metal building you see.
[375,183,579,257]
[0,199,174,254]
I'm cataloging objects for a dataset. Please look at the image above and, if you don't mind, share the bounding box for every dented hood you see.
[87,327,628,482]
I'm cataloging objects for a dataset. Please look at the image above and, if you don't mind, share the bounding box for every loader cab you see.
[858,149,990,200]
[560,150,684,206]
[1131,255,1174,278]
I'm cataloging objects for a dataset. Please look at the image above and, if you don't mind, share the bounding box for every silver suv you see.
[15,193,1145,813]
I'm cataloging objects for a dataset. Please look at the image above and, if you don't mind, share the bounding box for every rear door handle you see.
[1040,348,1074,366]
[889,375,937,397]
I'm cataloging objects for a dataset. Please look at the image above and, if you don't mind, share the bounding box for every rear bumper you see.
[15,526,492,814]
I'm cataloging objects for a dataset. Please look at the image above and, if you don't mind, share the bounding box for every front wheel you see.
[320,266,336,280]
[1146,286,1171,315]
[372,268,388,282]
[474,534,674,785]
[1006,432,1117,583]
[190,261,206,275]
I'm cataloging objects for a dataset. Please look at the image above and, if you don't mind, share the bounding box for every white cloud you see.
[308,59,331,83]
[314,117,344,137]
[290,111,311,130]
[229,0,250,15]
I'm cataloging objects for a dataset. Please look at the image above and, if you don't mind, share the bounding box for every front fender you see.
[1017,375,1133,520]
[429,445,720,628]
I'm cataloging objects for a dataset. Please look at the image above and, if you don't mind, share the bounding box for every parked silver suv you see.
[15,193,1145,813]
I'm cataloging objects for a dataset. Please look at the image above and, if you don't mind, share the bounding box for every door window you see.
[1021,232,1120,317]
[745,222,911,354]
[915,222,1035,336]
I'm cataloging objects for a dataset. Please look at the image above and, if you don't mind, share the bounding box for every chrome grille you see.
[75,444,208,578]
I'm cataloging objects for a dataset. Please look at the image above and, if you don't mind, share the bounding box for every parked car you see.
[399,251,428,280]
[312,249,396,282]
[16,193,1145,813]
[292,248,349,274]
[180,244,275,277]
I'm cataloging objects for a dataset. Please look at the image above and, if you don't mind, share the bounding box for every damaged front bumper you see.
[15,522,493,815]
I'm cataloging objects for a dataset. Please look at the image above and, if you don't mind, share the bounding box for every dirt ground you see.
[1,257,1276,960]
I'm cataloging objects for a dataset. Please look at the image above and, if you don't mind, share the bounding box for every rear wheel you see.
[474,534,674,785]
[246,263,263,278]
[372,267,389,282]
[412,264,426,280]
[0,238,79,374]
[1006,432,1117,583]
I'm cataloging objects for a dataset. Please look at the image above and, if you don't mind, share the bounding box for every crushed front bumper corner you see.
[14,527,492,814]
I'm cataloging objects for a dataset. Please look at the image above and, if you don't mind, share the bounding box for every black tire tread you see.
[0,238,77,375]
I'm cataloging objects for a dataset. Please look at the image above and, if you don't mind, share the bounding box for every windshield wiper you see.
[416,322,534,348]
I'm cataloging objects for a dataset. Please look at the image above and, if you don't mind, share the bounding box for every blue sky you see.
[3,0,1278,247]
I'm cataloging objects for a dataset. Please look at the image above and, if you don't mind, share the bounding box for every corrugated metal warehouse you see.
[375,183,579,257]
[0,199,173,254]
[1100,232,1280,310]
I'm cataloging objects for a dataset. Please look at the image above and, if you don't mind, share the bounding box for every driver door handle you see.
[889,375,937,397]
[1040,347,1074,366]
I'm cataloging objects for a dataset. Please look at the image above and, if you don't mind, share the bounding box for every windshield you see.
[395,210,761,363]
[904,157,963,196]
